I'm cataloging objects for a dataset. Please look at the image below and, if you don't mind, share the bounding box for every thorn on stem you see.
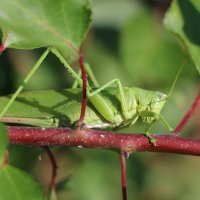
[75,122,86,130]
[124,151,129,159]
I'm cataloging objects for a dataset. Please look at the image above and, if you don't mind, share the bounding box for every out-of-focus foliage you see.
[0,0,200,200]
[120,9,193,87]
[164,0,200,74]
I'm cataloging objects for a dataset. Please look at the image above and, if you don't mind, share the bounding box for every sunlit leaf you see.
[0,0,92,61]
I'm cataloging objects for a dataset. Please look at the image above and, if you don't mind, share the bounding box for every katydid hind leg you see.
[0,48,51,117]
[48,51,130,124]
[88,78,132,121]
[56,56,125,123]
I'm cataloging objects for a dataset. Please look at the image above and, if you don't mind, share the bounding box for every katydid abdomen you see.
[0,87,167,129]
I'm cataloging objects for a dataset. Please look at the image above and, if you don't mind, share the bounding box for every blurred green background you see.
[1,0,200,199]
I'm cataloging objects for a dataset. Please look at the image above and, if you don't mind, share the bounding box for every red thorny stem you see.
[174,89,200,134]
[76,50,87,127]
[43,147,58,190]
[120,151,127,200]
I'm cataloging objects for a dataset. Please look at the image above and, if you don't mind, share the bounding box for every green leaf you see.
[0,123,8,162]
[0,0,92,61]
[0,165,43,200]
[164,0,200,74]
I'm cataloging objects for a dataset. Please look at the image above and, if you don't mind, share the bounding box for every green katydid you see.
[0,47,181,143]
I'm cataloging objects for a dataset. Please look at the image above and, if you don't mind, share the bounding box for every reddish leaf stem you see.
[0,33,8,54]
[0,44,5,54]
[174,89,200,134]
[76,51,87,127]
[43,146,58,190]
[43,147,58,189]
[120,151,127,200]
[7,127,200,156]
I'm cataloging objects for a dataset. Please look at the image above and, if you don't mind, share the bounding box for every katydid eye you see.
[158,94,164,100]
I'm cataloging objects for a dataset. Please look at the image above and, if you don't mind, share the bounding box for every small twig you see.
[120,151,127,200]
[43,147,58,190]
[76,50,87,127]
[174,89,200,134]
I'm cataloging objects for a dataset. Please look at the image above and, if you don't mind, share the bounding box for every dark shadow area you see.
[94,27,119,55]
[0,51,16,95]
[178,0,200,45]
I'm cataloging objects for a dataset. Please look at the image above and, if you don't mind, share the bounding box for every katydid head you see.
[132,88,168,124]
[138,94,167,124]
[149,92,168,114]
[136,62,184,124]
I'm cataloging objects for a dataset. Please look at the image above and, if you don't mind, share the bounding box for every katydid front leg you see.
[144,122,157,144]
[143,114,173,144]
